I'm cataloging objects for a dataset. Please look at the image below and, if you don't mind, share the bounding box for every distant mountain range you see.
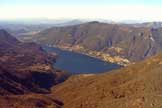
[22,21,162,64]
[0,20,162,39]
[129,22,162,28]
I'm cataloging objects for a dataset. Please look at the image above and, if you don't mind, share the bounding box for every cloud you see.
[0,4,162,21]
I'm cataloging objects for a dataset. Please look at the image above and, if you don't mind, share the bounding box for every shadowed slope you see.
[0,29,69,108]
[0,29,69,94]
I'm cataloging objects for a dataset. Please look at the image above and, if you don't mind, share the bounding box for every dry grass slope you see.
[52,53,162,108]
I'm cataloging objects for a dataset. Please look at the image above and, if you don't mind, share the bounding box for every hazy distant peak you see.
[88,21,100,24]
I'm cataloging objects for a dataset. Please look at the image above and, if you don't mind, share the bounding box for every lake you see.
[44,46,121,74]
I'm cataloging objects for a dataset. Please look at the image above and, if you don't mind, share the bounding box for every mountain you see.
[1,28,162,108]
[52,20,84,27]
[0,29,69,107]
[0,23,54,37]
[52,52,162,108]
[132,22,162,28]
[0,20,85,37]
[23,22,162,65]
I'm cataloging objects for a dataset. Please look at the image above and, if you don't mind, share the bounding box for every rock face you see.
[26,22,162,63]
[52,52,162,108]
[0,29,68,108]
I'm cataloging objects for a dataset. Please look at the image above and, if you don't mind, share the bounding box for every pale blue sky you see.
[0,0,162,6]
[0,0,162,21]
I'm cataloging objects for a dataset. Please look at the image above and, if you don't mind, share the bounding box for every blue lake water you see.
[44,46,121,74]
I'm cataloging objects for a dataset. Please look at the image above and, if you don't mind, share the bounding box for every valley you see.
[0,21,162,108]
[50,44,130,66]
[52,52,162,108]
[1,0,162,107]
[44,46,121,74]
[21,22,162,66]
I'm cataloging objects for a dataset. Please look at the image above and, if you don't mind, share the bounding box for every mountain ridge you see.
[22,22,162,65]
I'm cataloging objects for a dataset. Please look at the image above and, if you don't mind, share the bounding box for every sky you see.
[0,0,162,22]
